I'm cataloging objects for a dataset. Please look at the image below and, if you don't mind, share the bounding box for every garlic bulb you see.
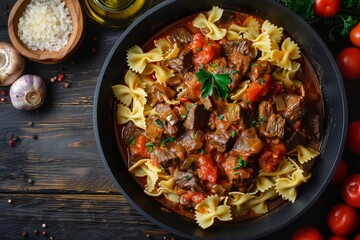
[9,75,46,110]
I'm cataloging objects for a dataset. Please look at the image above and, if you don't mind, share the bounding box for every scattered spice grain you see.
[42,223,47,228]
[7,199,12,204]
[21,231,29,237]
[27,178,33,184]
[33,229,39,235]
[1,89,6,96]
[1,97,6,102]
[41,231,47,236]
[32,134,38,140]
[63,82,70,88]
[8,140,15,147]
[28,121,34,126]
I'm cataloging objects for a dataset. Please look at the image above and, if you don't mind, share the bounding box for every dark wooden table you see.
[1,1,360,239]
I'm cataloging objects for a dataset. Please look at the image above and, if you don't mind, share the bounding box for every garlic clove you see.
[0,42,25,86]
[9,74,46,111]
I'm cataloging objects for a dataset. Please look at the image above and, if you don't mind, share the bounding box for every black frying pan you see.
[93,0,347,239]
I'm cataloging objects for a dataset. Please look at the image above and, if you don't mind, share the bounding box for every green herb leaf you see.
[196,68,231,100]
[234,156,248,170]
[218,114,224,120]
[184,175,190,180]
[230,130,236,138]
[211,72,231,99]
[127,133,137,144]
[161,136,175,147]
[145,142,154,153]
[277,0,314,21]
[156,119,163,127]
[189,160,195,171]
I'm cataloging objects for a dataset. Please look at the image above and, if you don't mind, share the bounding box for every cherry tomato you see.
[313,0,340,18]
[346,121,360,155]
[350,22,360,48]
[291,226,323,240]
[330,159,349,185]
[336,47,360,80]
[328,236,348,240]
[341,174,360,208]
[327,203,359,236]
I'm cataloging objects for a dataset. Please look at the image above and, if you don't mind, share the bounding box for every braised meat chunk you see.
[282,93,308,123]
[174,169,205,192]
[183,103,209,130]
[231,127,264,157]
[167,27,192,48]
[179,130,204,153]
[206,129,235,152]
[167,47,193,73]
[264,114,286,138]
[220,38,254,58]
[151,146,179,169]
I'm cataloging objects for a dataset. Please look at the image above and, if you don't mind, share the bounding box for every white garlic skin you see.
[9,74,46,110]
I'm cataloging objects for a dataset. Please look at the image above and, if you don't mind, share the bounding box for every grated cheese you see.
[18,0,73,52]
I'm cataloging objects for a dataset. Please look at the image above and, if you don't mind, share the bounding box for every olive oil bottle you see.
[83,0,152,28]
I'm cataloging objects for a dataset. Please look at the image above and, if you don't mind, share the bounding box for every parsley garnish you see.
[189,160,195,171]
[145,142,154,153]
[161,136,175,147]
[230,130,236,138]
[234,156,248,170]
[127,133,137,144]
[156,119,163,127]
[258,116,267,123]
[184,175,190,180]
[196,68,231,100]
[218,114,224,120]
[181,103,196,119]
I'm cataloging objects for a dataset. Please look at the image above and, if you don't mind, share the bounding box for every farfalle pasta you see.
[195,195,232,229]
[112,70,147,106]
[127,45,163,73]
[112,6,322,229]
[193,6,227,40]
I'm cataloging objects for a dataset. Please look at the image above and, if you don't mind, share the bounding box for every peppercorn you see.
[42,231,47,236]
[57,73,65,81]
[33,229,39,235]
[42,223,47,228]
[8,140,15,147]
[32,135,38,140]
[63,83,70,88]
[28,178,33,184]
[21,231,29,237]
[1,97,6,102]
[7,199,12,204]
[1,89,6,96]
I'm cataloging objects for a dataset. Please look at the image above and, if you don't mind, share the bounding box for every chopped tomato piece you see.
[130,134,150,158]
[190,33,221,67]
[259,141,286,172]
[196,155,218,183]
[182,191,205,204]
[244,74,272,103]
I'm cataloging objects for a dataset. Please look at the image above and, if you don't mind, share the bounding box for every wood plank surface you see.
[1,0,360,240]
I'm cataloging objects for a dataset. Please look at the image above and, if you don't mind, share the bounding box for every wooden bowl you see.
[8,0,85,64]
